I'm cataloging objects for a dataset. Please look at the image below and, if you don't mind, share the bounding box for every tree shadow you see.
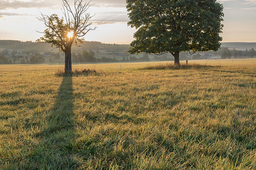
[7,75,77,169]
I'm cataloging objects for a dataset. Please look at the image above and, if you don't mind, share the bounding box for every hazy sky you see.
[0,0,255,44]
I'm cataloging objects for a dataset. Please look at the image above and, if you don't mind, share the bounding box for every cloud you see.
[92,10,128,24]
[0,0,126,10]
[0,0,60,10]
[244,0,256,4]
[242,7,256,9]
[0,12,23,16]
[92,0,126,7]
[0,0,128,24]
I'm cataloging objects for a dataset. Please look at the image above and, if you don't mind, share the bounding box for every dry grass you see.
[0,59,256,169]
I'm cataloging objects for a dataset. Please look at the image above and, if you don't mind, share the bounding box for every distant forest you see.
[0,40,255,64]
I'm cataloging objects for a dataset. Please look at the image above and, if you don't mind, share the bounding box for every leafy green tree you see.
[1,49,9,56]
[38,0,95,72]
[82,50,96,62]
[221,50,227,59]
[49,57,53,63]
[11,50,18,57]
[30,56,45,64]
[221,47,231,59]
[193,54,201,59]
[249,48,255,58]
[231,48,238,58]
[0,55,9,64]
[227,49,232,59]
[20,58,26,64]
[127,0,224,65]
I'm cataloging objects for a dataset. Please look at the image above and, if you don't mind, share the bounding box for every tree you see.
[221,50,227,59]
[30,55,45,64]
[127,0,224,65]
[227,49,232,59]
[231,48,238,58]
[38,0,95,72]
[142,53,150,61]
[0,55,9,64]
[249,48,255,58]
[1,49,9,56]
[21,58,26,64]
[11,50,18,57]
[82,50,96,62]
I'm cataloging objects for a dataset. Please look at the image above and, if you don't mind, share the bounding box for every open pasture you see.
[0,59,256,169]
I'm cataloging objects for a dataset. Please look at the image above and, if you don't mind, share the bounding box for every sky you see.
[0,0,256,44]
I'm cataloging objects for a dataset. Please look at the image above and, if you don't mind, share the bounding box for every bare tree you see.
[38,0,95,72]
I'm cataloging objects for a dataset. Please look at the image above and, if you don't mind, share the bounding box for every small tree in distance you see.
[127,0,224,65]
[38,0,95,72]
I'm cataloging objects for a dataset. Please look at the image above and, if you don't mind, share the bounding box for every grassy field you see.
[0,59,256,169]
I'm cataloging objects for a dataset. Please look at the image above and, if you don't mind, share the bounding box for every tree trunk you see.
[65,48,72,73]
[173,51,180,65]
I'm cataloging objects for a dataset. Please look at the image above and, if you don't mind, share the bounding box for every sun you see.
[67,31,74,38]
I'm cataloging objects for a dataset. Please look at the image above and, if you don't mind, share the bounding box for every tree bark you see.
[65,47,72,72]
[173,51,180,65]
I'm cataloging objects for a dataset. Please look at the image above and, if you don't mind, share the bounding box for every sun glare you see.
[67,31,74,38]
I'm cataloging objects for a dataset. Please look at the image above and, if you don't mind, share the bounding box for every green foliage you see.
[72,50,96,63]
[127,0,224,57]
[82,50,95,62]
[221,48,232,59]
[0,49,9,56]
[221,47,255,59]
[20,58,26,64]
[0,55,9,64]
[248,48,255,58]
[193,53,201,59]
[30,56,45,64]
[11,50,17,57]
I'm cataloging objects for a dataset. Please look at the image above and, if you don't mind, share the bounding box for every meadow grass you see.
[0,59,256,169]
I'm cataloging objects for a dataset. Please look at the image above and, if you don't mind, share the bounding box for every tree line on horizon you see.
[1,46,255,65]
[221,47,255,59]
[1,0,255,66]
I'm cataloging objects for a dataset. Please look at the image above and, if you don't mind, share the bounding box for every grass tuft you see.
[55,68,97,76]
[143,63,216,70]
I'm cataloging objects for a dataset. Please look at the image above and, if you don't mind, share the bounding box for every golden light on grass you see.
[1,59,256,169]
[67,31,74,39]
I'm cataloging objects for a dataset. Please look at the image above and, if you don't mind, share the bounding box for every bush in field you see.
[55,68,97,76]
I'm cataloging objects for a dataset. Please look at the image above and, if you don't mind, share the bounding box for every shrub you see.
[55,68,97,76]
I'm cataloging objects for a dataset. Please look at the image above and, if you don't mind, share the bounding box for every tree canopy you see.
[127,0,224,64]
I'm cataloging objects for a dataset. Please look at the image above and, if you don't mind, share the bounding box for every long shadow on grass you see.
[10,75,76,169]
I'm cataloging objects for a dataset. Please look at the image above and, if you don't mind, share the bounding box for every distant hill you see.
[0,40,130,53]
[0,40,255,53]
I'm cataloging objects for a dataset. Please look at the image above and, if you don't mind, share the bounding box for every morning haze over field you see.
[0,0,256,169]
